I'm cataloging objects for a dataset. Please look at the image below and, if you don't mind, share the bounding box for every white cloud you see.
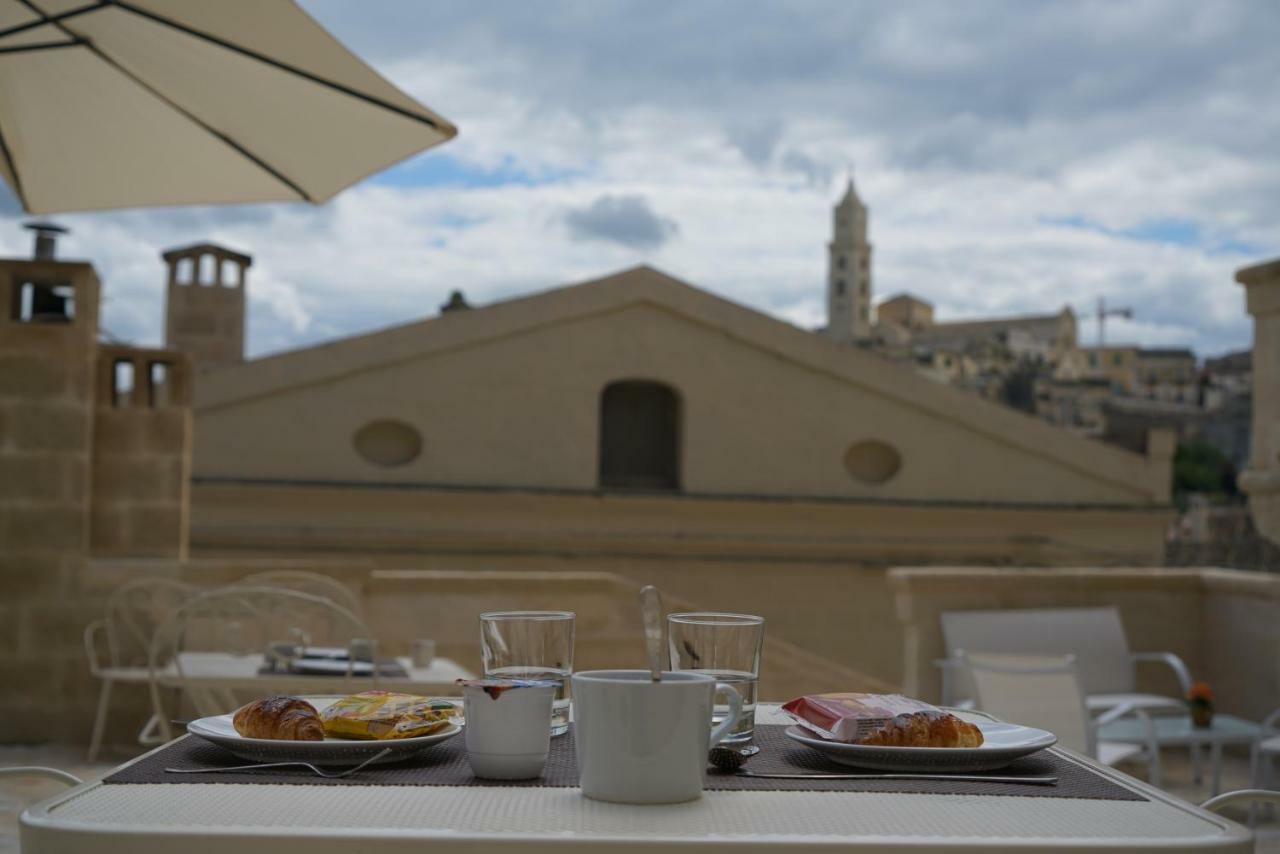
[1,0,1274,361]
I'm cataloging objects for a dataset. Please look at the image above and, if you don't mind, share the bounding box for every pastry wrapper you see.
[781,692,939,743]
[320,690,457,740]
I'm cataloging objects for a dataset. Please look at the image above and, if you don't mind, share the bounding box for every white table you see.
[154,653,474,734]
[23,706,1252,853]
[1098,714,1260,796]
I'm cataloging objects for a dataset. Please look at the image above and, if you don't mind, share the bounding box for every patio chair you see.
[148,586,375,740]
[83,578,197,761]
[940,607,1193,715]
[960,651,1163,784]
[1252,707,1280,811]
[235,570,363,616]
[0,767,82,787]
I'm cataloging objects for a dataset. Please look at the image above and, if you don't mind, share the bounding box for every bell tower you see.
[826,177,873,343]
[162,243,252,370]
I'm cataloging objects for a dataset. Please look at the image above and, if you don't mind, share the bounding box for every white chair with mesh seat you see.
[940,607,1192,716]
[83,578,197,761]
[148,586,376,741]
[235,570,363,617]
[960,651,1162,784]
[1252,706,1280,817]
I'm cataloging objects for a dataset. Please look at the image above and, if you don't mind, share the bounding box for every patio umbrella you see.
[0,0,456,214]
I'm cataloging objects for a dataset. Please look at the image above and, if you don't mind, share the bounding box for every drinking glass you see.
[480,610,575,735]
[667,612,764,742]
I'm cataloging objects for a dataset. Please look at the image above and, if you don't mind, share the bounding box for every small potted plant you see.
[1187,682,1214,728]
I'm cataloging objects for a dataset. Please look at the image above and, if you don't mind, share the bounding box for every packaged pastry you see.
[781,692,982,747]
[320,690,457,740]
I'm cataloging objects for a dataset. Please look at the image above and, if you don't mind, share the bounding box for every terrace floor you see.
[3,741,1279,852]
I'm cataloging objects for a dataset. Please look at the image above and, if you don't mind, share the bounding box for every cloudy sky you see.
[4,0,1277,358]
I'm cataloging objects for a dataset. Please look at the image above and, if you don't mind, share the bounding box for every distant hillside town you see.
[819,177,1253,478]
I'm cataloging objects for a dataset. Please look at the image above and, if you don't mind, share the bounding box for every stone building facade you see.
[0,229,190,742]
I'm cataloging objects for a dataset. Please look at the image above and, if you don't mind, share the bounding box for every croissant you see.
[856,711,984,747]
[233,696,325,741]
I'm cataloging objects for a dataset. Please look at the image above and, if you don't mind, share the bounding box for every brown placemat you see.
[104,724,1144,800]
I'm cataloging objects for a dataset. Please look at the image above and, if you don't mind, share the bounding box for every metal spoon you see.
[165,746,393,779]
[638,585,664,682]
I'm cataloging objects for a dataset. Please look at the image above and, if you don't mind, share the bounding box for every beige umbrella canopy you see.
[0,0,456,214]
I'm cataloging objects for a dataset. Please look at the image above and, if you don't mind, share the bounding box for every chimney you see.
[24,221,68,260]
[440,290,472,313]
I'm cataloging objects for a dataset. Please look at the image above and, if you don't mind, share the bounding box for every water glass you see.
[667,612,763,742]
[480,610,575,735]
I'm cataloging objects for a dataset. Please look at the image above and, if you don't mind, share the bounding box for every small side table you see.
[1098,712,1260,795]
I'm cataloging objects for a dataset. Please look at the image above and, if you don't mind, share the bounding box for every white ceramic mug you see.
[463,682,555,779]
[572,669,743,804]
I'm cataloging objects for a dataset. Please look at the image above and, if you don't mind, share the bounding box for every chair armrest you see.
[1200,789,1280,814]
[0,766,82,787]
[83,620,106,677]
[1130,651,1192,697]
[1093,702,1139,727]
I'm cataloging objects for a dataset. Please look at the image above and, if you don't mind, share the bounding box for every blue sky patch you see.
[376,153,582,189]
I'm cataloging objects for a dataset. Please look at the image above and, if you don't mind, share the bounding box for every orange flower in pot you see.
[1187,682,1214,728]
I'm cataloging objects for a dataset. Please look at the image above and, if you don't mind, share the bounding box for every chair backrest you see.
[149,586,376,718]
[941,607,1135,702]
[103,578,198,668]
[235,570,363,616]
[962,652,1094,756]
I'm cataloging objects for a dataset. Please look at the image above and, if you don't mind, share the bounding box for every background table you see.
[23,705,1253,853]
[1098,713,1260,796]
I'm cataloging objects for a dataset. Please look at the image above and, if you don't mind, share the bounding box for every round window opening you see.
[844,439,902,485]
[353,419,422,467]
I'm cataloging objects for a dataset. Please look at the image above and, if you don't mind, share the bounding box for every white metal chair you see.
[235,570,363,616]
[940,607,1193,715]
[1252,707,1280,814]
[0,767,82,787]
[83,578,197,760]
[148,586,376,740]
[961,651,1163,783]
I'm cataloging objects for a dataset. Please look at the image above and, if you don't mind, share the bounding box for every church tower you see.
[162,243,251,370]
[826,177,873,343]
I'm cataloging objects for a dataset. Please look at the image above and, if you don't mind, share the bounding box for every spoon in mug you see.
[638,585,664,682]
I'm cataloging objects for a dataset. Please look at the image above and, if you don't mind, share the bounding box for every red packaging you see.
[781,693,939,743]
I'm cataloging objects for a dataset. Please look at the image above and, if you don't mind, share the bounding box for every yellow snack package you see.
[320,691,457,740]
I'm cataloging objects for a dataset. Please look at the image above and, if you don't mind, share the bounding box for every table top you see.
[1099,713,1260,745]
[166,651,474,691]
[22,706,1252,853]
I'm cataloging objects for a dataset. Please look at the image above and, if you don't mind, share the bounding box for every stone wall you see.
[0,260,102,743]
[90,345,192,558]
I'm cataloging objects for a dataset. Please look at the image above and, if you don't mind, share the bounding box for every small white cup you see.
[572,670,743,804]
[463,682,555,780]
[412,639,436,668]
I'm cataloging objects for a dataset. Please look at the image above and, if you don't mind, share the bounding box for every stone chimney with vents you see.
[162,242,252,371]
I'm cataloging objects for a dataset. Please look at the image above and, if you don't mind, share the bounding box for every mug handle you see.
[709,683,744,747]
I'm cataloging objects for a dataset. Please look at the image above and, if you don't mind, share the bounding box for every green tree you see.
[1172,439,1239,511]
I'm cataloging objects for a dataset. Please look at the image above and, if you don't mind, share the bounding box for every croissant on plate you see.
[233,696,325,741]
[856,711,984,747]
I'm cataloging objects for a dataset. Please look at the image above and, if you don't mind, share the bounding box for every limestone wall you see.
[0,261,102,743]
[90,345,192,558]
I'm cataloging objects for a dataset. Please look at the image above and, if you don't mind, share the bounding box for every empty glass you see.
[480,611,575,735]
[667,612,764,742]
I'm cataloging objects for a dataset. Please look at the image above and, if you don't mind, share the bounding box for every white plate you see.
[187,699,460,766]
[784,721,1057,772]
